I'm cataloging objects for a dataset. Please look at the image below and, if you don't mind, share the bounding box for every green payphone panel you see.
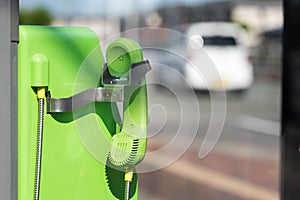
[18,26,149,200]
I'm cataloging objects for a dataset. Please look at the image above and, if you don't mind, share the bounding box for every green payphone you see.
[18,26,150,200]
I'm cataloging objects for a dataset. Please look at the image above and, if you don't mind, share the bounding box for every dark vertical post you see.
[282,0,300,199]
[0,0,18,199]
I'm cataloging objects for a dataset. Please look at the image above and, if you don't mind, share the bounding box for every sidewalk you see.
[138,138,279,200]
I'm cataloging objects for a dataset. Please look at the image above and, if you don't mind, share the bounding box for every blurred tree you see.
[20,7,53,25]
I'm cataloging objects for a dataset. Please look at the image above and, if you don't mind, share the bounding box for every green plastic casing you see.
[18,26,140,200]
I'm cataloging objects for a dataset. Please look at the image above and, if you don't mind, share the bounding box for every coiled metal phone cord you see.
[34,89,45,200]
[125,180,131,200]
[124,170,133,200]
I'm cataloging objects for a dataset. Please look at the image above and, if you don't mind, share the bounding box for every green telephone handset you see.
[105,38,150,200]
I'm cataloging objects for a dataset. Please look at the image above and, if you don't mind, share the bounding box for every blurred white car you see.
[185,22,254,92]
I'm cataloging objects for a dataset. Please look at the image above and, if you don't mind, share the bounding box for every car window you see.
[203,36,237,46]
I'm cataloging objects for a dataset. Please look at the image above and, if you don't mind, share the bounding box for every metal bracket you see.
[46,60,150,113]
[46,87,124,113]
[102,60,151,86]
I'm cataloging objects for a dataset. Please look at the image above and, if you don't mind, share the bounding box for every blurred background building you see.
[20,0,282,77]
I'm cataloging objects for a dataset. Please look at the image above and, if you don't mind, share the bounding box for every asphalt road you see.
[138,76,281,200]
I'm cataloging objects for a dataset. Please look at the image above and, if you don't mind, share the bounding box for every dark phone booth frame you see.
[281,0,300,199]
